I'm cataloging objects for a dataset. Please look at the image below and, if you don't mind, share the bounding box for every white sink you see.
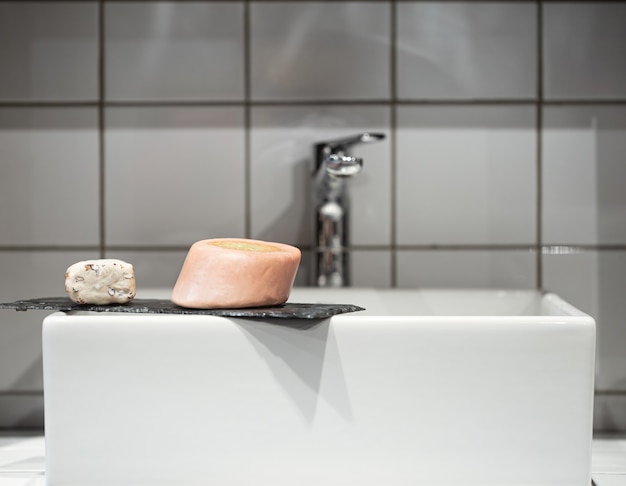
[42,288,595,486]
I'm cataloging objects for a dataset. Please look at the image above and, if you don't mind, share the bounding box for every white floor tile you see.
[0,437,44,453]
[0,451,44,473]
[0,474,45,486]
[593,475,626,486]
[593,439,626,474]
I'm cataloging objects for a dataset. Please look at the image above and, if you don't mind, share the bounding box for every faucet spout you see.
[314,132,384,173]
[312,132,385,287]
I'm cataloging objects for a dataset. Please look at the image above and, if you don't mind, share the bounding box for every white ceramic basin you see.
[42,288,595,486]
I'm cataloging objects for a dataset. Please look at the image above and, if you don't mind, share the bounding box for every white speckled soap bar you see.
[64,259,136,305]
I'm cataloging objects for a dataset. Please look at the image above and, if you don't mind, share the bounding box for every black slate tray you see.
[0,297,364,320]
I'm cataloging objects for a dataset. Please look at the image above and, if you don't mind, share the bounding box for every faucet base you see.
[315,249,349,287]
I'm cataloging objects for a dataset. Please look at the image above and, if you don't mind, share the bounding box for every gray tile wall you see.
[0,1,625,431]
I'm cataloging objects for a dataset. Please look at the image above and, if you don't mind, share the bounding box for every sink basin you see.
[42,288,595,486]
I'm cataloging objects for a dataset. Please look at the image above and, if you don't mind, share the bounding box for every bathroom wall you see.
[0,1,625,430]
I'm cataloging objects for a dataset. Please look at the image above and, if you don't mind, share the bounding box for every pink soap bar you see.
[171,238,301,309]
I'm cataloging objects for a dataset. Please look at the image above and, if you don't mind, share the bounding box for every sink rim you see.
[133,287,593,320]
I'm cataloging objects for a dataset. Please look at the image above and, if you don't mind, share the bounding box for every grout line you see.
[83,246,190,252]
[1,244,625,253]
[0,101,98,108]
[543,99,626,105]
[549,245,626,252]
[389,0,398,288]
[1,245,624,253]
[396,98,538,105]
[100,0,393,2]
[108,99,391,107]
[2,98,626,109]
[98,0,106,258]
[6,0,625,3]
[350,244,626,252]
[535,0,544,290]
[394,244,539,251]
[104,100,246,107]
[243,1,252,239]
[0,246,101,252]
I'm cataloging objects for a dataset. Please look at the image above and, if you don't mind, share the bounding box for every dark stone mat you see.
[0,297,364,320]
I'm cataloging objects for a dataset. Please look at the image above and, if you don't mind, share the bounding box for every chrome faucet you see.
[313,132,385,287]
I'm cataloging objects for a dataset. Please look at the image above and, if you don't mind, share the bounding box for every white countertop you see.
[0,432,625,485]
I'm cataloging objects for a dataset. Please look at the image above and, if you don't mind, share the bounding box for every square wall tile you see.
[297,250,390,288]
[544,3,626,99]
[397,2,536,100]
[543,250,626,392]
[594,395,626,434]
[0,2,98,101]
[0,395,44,429]
[352,250,391,288]
[106,2,244,101]
[105,107,245,246]
[542,106,626,245]
[0,251,95,392]
[396,249,537,289]
[250,105,391,247]
[396,105,536,245]
[293,250,312,288]
[592,434,626,470]
[0,108,99,246]
[250,2,390,101]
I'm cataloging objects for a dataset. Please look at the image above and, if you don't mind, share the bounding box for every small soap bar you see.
[171,238,301,309]
[64,259,136,305]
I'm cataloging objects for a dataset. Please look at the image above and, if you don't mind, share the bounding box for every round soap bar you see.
[65,259,136,305]
[170,238,301,309]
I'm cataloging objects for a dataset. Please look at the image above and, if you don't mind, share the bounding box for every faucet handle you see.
[314,132,385,172]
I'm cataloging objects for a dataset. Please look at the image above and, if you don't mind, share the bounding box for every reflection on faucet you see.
[313,132,385,287]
